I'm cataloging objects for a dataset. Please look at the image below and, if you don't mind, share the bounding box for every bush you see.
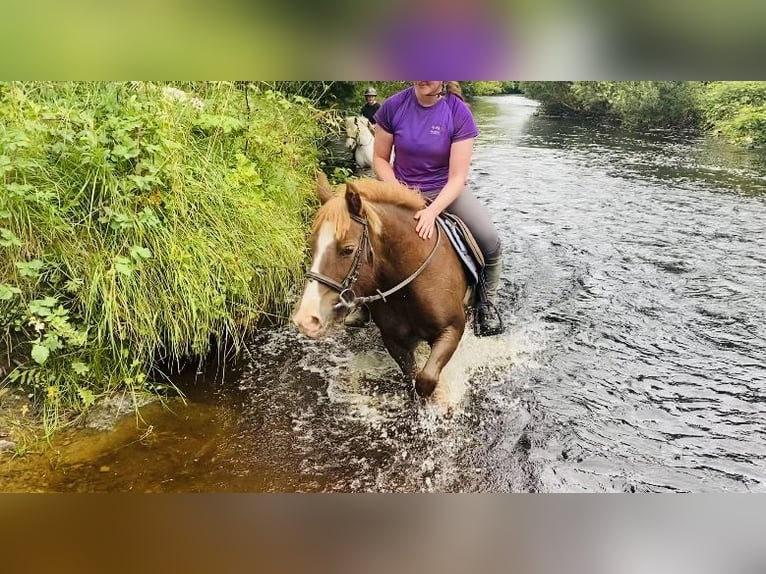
[699,81,766,147]
[518,82,579,115]
[520,81,702,129]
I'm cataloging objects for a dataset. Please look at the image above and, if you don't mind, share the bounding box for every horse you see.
[292,173,472,398]
[343,116,375,169]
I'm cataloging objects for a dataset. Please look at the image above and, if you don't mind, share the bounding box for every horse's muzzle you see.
[293,312,324,338]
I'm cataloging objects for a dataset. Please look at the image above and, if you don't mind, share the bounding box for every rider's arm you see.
[413,137,474,240]
[372,126,397,183]
[426,138,473,214]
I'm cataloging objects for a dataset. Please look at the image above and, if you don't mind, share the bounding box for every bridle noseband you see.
[305,213,442,313]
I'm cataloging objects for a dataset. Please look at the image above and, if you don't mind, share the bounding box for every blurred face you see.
[365,94,376,102]
[413,81,443,98]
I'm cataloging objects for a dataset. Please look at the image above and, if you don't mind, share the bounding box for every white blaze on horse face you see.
[293,222,336,337]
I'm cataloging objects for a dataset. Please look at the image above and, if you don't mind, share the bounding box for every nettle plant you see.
[0,256,97,417]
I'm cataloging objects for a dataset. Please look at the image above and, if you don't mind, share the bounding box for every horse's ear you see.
[345,181,363,217]
[316,171,334,204]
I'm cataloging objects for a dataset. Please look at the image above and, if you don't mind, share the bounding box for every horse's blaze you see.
[293,222,336,337]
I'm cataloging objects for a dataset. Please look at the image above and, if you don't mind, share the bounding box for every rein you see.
[306,213,442,312]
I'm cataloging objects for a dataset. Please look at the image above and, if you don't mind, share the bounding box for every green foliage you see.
[605,82,702,130]
[0,81,322,433]
[256,81,356,108]
[466,82,503,96]
[519,81,702,129]
[699,82,766,147]
[329,166,354,184]
[518,82,580,115]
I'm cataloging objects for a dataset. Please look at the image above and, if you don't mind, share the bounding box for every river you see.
[3,94,765,492]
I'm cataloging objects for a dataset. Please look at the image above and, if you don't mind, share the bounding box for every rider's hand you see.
[414,206,439,240]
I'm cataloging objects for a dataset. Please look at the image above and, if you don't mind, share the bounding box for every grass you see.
[0,81,322,435]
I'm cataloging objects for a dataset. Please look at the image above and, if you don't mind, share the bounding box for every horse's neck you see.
[357,125,373,146]
[370,203,432,280]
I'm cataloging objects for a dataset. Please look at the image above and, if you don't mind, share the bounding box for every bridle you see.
[306,213,442,313]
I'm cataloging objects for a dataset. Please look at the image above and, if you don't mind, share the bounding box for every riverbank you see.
[0,353,247,492]
[519,81,766,148]
[0,379,156,458]
[0,393,180,492]
[0,81,323,438]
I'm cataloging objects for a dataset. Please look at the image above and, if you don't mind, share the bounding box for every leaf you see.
[130,245,152,261]
[110,143,139,161]
[16,259,44,278]
[6,182,34,196]
[71,361,90,375]
[114,256,134,276]
[0,284,22,300]
[31,344,50,364]
[0,228,22,247]
[29,297,57,316]
[42,333,62,352]
[65,277,84,292]
[137,207,160,227]
[77,387,96,408]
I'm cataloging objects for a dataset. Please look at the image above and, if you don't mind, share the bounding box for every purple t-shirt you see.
[374,87,479,194]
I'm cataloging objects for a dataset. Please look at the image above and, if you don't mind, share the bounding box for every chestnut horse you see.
[293,174,470,398]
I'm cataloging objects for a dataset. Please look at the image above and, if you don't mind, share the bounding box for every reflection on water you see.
[3,95,765,492]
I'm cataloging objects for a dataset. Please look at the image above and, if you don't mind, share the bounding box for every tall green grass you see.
[0,81,321,433]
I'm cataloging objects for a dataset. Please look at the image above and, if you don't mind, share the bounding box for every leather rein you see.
[306,213,442,312]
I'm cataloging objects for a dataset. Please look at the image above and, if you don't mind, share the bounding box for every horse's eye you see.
[340,245,355,257]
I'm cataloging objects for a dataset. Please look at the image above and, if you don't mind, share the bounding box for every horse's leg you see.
[415,325,463,398]
[379,331,417,384]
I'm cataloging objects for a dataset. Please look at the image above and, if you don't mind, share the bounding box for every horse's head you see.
[293,174,373,338]
[343,116,360,151]
[343,116,374,152]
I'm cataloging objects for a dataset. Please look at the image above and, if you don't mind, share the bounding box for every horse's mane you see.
[313,179,426,239]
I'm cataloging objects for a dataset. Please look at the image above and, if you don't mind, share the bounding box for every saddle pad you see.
[437,212,485,286]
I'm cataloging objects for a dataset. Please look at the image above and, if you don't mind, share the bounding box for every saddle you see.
[436,212,484,286]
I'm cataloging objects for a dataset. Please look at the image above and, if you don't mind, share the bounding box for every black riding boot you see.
[476,249,505,337]
[344,305,370,328]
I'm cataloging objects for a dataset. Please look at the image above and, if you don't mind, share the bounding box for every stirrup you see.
[474,302,504,337]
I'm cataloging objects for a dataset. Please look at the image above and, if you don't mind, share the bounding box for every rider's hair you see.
[445,81,464,101]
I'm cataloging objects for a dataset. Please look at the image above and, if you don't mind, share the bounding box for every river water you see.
[3,95,765,492]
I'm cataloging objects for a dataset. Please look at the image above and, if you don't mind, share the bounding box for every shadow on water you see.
[4,94,766,492]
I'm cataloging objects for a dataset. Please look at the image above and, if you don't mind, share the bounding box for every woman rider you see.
[345,81,504,337]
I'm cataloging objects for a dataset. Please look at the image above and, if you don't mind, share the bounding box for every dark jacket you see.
[360,102,381,124]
